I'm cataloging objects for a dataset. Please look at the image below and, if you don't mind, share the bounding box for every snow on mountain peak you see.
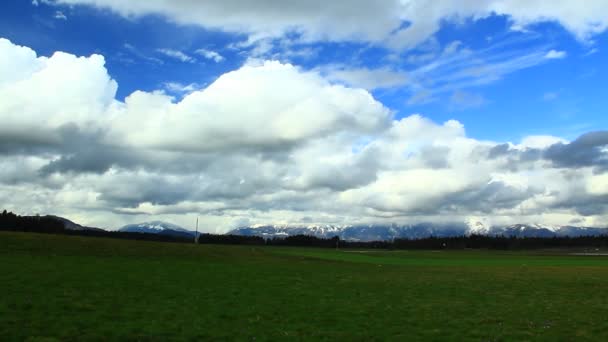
[465,217,492,235]
[505,223,561,232]
[120,221,191,233]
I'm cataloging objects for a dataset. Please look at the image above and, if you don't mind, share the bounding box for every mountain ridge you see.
[228,223,608,241]
[15,212,608,242]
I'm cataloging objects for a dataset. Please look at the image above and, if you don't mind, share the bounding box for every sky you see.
[0,0,607,232]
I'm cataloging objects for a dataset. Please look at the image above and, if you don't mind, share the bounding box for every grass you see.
[2,232,608,341]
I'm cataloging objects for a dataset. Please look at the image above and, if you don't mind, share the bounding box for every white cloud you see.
[157,48,195,63]
[0,38,117,131]
[163,82,201,94]
[111,61,391,151]
[32,0,52,5]
[586,174,608,195]
[54,10,67,20]
[52,0,608,49]
[124,43,164,65]
[519,135,568,149]
[545,49,567,59]
[55,0,407,45]
[195,49,224,63]
[321,66,408,90]
[1,38,607,231]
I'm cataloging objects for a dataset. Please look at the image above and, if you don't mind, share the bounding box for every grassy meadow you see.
[2,231,608,341]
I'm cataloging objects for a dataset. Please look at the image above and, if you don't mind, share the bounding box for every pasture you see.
[1,232,608,341]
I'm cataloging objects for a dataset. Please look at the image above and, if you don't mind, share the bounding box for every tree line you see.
[0,210,65,233]
[2,210,608,250]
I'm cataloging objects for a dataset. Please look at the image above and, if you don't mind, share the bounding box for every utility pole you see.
[195,216,199,244]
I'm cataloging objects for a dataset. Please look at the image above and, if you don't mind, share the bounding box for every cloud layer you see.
[52,0,608,48]
[1,38,607,231]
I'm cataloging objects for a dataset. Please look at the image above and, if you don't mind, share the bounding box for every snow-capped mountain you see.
[496,224,608,238]
[493,224,557,238]
[465,218,492,235]
[228,223,470,241]
[228,223,608,241]
[118,221,195,238]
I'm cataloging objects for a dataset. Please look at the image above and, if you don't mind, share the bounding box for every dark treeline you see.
[198,234,608,250]
[391,235,608,250]
[3,210,608,249]
[0,210,65,234]
[268,235,340,248]
[198,233,265,245]
[63,229,194,243]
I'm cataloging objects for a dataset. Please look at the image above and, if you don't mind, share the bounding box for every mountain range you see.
[34,214,608,242]
[228,222,608,241]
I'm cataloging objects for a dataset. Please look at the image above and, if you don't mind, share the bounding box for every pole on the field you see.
[195,217,199,244]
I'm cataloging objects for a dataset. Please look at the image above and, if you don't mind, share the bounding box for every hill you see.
[43,215,105,232]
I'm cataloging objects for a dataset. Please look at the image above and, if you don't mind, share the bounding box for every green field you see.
[2,232,608,341]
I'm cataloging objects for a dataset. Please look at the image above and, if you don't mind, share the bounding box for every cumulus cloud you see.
[520,135,567,149]
[544,131,608,170]
[1,38,608,231]
[50,0,608,49]
[0,39,118,132]
[110,61,391,152]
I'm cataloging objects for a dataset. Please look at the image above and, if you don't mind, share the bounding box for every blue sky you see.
[0,0,607,230]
